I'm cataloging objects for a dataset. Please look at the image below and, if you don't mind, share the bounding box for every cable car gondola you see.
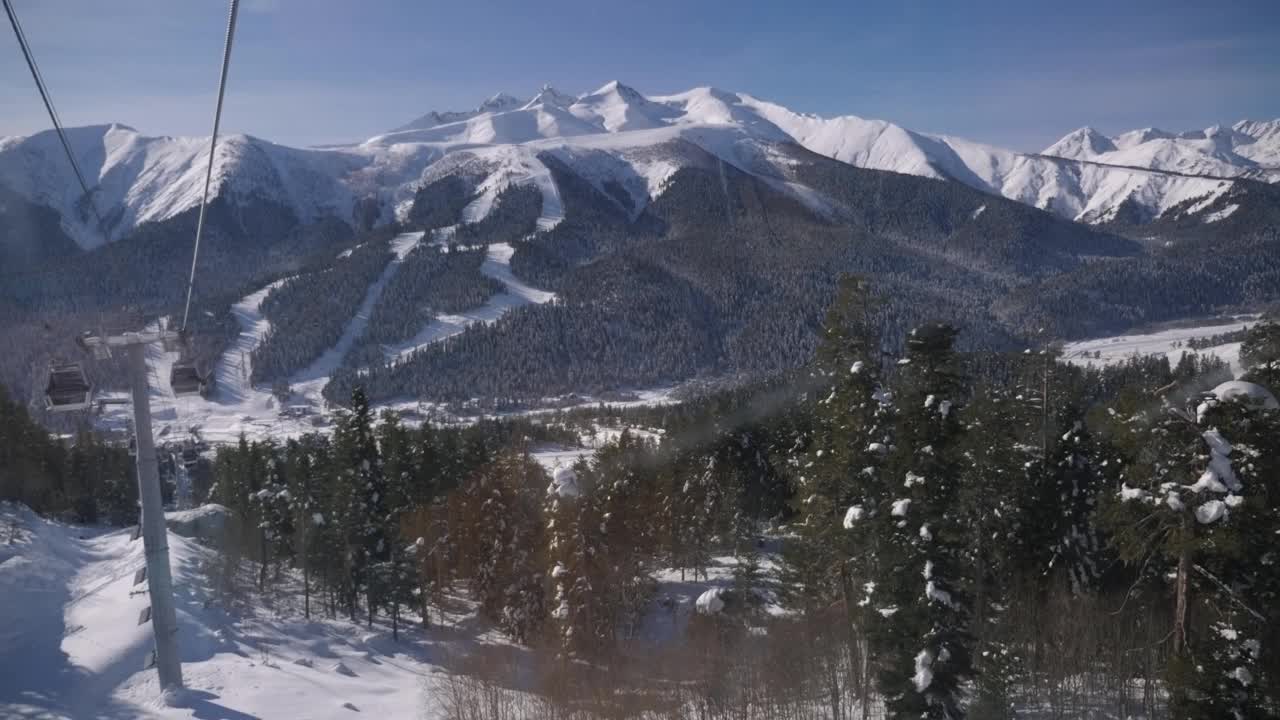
[181,445,200,470]
[169,360,207,397]
[45,362,93,412]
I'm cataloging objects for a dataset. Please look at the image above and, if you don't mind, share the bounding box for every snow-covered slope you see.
[7,81,1273,249]
[0,124,367,249]
[0,501,503,719]
[1062,316,1259,377]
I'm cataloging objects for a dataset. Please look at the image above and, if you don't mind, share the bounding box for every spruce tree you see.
[785,275,893,707]
[1104,389,1280,717]
[874,323,974,719]
[335,387,388,625]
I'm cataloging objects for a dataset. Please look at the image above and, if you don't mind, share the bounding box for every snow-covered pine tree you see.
[375,411,417,638]
[592,432,662,644]
[1105,388,1280,717]
[873,323,974,719]
[458,449,546,643]
[334,387,388,625]
[545,460,593,654]
[1240,318,1280,392]
[253,443,295,590]
[956,385,1041,715]
[284,437,321,618]
[784,274,892,707]
[1040,410,1117,594]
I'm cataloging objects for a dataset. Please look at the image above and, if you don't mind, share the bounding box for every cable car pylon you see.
[77,328,184,690]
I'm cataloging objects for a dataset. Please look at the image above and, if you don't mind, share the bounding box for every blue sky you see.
[3,0,1278,150]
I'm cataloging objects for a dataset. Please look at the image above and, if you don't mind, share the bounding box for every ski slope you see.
[384,242,555,363]
[94,229,667,448]
[288,231,425,400]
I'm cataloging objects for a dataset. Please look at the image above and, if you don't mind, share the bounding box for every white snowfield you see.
[6,83,1275,250]
[1061,316,1258,377]
[0,502,504,719]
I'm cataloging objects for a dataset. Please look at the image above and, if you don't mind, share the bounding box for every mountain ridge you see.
[3,81,1274,251]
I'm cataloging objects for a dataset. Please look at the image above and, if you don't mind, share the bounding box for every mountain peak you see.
[1233,118,1280,142]
[1043,126,1116,160]
[1113,127,1175,149]
[478,92,523,113]
[588,80,644,101]
[523,84,576,110]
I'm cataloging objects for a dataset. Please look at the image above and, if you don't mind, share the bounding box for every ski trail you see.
[384,242,555,363]
[530,162,565,231]
[462,147,564,230]
[290,231,424,392]
[215,279,289,407]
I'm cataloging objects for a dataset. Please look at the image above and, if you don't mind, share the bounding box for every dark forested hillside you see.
[998,179,1280,338]
[405,174,480,230]
[0,191,357,411]
[251,232,396,383]
[328,143,1149,406]
[343,245,504,370]
[0,184,81,274]
[4,137,1278,411]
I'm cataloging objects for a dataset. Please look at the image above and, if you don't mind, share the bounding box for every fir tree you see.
[335,387,388,625]
[874,323,974,719]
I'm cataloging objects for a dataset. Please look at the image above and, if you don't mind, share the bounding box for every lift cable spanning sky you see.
[5,0,243,694]
[1,0,106,241]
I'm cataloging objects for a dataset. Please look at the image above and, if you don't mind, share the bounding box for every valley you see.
[2,13,1278,712]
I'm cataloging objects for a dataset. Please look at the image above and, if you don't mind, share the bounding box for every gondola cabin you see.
[170,361,209,397]
[45,362,93,412]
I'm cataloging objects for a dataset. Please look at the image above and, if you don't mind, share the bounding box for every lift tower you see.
[81,328,184,691]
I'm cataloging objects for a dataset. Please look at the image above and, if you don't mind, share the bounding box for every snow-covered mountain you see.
[4,81,1276,249]
[0,124,369,248]
[1042,120,1280,181]
[388,91,524,133]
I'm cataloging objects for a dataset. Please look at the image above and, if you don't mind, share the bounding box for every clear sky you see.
[3,0,1278,150]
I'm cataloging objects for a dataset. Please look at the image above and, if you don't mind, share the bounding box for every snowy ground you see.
[0,501,522,720]
[1061,316,1258,377]
[640,549,787,644]
[0,499,793,720]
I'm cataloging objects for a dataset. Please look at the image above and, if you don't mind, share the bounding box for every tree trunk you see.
[303,559,310,620]
[258,530,269,591]
[839,563,863,699]
[1174,518,1191,655]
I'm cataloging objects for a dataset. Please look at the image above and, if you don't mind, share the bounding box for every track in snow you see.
[384,241,555,363]
[216,280,289,406]
[289,231,425,395]
[457,148,564,231]
[0,502,486,719]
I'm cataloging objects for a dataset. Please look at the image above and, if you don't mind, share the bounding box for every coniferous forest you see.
[15,280,1279,718]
